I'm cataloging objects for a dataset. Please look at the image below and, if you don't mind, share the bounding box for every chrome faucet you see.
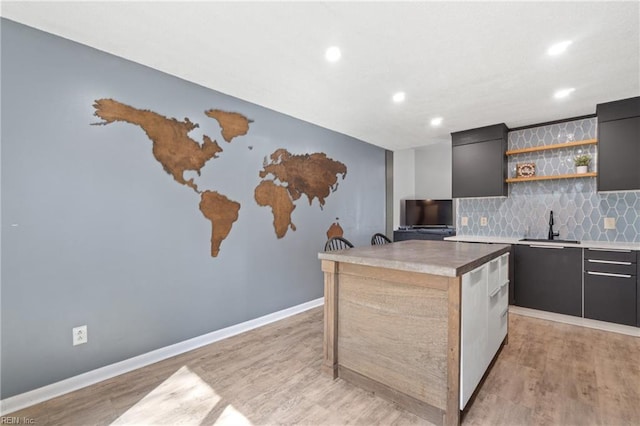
[548,210,559,240]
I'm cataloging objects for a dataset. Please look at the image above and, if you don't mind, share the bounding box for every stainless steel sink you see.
[519,238,580,244]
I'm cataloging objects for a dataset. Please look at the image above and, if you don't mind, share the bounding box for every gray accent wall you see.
[0,19,386,398]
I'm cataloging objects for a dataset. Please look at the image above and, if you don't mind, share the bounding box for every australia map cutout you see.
[92,99,347,256]
[326,219,344,239]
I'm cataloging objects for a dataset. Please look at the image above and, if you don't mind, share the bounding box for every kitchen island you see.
[318,240,510,426]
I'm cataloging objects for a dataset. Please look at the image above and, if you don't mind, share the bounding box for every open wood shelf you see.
[506,172,597,183]
[506,139,597,156]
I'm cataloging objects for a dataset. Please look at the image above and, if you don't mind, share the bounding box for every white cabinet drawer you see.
[488,285,509,355]
[488,253,509,297]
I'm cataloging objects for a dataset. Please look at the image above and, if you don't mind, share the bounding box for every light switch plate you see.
[604,217,616,230]
[480,217,488,226]
[461,217,469,226]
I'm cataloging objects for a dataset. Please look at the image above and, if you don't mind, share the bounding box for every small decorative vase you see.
[576,165,588,174]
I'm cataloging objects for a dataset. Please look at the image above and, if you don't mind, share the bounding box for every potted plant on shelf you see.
[574,154,591,174]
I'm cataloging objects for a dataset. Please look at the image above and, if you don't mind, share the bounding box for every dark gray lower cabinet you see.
[583,248,637,326]
[514,245,582,316]
[393,229,455,241]
[584,273,636,326]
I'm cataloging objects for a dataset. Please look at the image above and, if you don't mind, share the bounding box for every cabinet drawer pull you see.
[489,287,501,298]
[587,271,633,279]
[500,280,509,289]
[587,248,632,253]
[501,308,509,317]
[587,259,632,266]
[529,245,565,249]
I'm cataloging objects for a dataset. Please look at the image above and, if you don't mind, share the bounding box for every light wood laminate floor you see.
[6,308,640,425]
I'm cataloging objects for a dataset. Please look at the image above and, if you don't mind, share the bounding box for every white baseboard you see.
[509,305,640,337]
[0,297,324,416]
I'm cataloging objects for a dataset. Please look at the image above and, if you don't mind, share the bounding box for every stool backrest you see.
[324,236,354,251]
[371,233,392,245]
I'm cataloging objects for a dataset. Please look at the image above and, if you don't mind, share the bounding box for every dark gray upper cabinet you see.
[514,244,582,317]
[596,97,640,192]
[452,124,508,198]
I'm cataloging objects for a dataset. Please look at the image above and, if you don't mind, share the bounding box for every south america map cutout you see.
[255,149,347,238]
[92,99,250,257]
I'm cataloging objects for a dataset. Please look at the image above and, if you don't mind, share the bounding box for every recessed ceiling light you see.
[554,88,576,99]
[325,46,341,62]
[547,40,573,56]
[392,92,406,103]
[430,117,443,127]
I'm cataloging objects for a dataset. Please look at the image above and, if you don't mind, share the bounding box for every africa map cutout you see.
[92,99,347,256]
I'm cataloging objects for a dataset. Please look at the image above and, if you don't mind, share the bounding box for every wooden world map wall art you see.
[92,99,347,257]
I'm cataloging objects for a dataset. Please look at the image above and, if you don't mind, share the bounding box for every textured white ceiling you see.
[2,1,639,150]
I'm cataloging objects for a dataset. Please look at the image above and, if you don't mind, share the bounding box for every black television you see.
[404,199,453,228]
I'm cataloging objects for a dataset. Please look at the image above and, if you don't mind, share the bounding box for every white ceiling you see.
[2,1,639,150]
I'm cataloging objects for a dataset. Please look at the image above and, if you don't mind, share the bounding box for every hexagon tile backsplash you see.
[455,118,640,242]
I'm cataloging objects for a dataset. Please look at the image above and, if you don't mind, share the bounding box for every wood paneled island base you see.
[319,240,511,426]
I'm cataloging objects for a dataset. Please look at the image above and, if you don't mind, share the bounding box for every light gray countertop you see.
[318,240,510,277]
[444,235,640,251]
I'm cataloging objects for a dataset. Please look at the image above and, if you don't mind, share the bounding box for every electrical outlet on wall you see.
[604,217,616,230]
[461,217,469,226]
[480,217,488,226]
[73,325,88,346]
